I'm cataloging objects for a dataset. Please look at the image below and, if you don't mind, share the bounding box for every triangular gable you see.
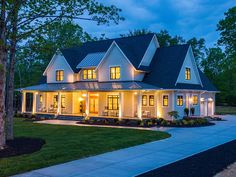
[175,46,203,86]
[96,41,136,71]
[43,49,74,76]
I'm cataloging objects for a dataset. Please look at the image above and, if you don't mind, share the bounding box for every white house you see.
[19,34,218,119]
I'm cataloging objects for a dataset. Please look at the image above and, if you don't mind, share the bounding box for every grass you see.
[0,118,170,177]
[216,106,236,115]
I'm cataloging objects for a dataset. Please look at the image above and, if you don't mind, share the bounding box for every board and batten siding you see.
[97,44,135,82]
[176,47,201,85]
[46,54,74,83]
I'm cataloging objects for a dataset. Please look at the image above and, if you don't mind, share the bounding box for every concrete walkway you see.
[15,115,236,177]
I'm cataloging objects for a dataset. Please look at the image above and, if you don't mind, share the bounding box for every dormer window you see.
[185,68,191,80]
[56,70,64,81]
[83,69,96,80]
[110,66,120,80]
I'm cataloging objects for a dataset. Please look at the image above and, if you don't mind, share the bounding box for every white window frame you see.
[55,69,64,82]
[162,94,169,107]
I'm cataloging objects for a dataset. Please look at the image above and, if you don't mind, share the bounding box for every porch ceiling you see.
[17,81,160,92]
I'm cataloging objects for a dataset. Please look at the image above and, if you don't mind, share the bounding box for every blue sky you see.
[79,0,235,47]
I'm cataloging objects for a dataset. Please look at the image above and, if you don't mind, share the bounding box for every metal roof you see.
[19,81,160,92]
[76,52,106,68]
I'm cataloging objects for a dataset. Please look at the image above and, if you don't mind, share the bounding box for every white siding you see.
[46,54,74,83]
[98,44,135,82]
[139,35,159,67]
[176,47,201,85]
[173,91,201,118]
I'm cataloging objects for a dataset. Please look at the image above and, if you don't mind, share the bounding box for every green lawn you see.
[0,118,170,176]
[216,106,236,115]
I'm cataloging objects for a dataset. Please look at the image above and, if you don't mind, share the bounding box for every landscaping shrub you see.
[184,108,189,117]
[190,107,195,116]
[168,111,179,119]
[156,117,214,127]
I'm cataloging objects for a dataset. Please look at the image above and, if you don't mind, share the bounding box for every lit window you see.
[149,95,154,106]
[107,95,119,110]
[142,95,147,106]
[61,95,66,108]
[39,95,43,104]
[185,68,191,80]
[110,66,120,80]
[193,95,198,105]
[163,95,168,106]
[177,95,183,106]
[56,70,64,81]
[83,69,96,80]
[53,95,58,108]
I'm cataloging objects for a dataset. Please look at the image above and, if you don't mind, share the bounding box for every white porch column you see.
[85,92,89,116]
[57,92,61,115]
[21,91,26,113]
[206,99,208,116]
[119,92,123,118]
[172,91,175,111]
[32,92,37,114]
[137,92,142,119]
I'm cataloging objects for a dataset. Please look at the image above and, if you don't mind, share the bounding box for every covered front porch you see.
[21,90,159,119]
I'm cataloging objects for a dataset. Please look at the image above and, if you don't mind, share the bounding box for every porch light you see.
[78,97,84,101]
[35,92,38,95]
[200,98,205,102]
[82,93,87,97]
[134,92,137,95]
[208,98,213,102]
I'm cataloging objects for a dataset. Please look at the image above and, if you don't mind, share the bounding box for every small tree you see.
[184,108,189,117]
[190,107,195,116]
[168,111,179,120]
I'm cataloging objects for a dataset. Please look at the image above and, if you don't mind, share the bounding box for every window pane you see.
[177,95,183,106]
[193,95,198,105]
[61,95,66,108]
[53,95,58,108]
[110,67,120,80]
[149,95,154,106]
[142,95,147,106]
[163,95,168,106]
[92,70,97,79]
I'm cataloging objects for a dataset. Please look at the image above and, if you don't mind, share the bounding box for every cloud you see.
[77,0,235,47]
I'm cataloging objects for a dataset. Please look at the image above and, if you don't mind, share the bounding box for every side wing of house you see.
[43,51,74,83]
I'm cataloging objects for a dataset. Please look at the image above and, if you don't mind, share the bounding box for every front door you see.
[89,96,98,114]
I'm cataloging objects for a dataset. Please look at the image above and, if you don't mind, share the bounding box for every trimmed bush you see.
[156,117,214,127]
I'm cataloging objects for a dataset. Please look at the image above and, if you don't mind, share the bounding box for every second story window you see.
[56,70,64,81]
[83,69,96,80]
[185,67,191,80]
[110,66,120,80]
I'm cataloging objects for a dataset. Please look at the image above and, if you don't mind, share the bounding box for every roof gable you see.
[175,46,202,86]
[59,33,155,72]
[143,44,190,89]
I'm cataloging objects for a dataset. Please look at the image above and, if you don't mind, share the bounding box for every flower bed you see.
[157,117,215,127]
[77,117,157,127]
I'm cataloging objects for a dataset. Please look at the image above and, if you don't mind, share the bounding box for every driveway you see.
[15,115,236,177]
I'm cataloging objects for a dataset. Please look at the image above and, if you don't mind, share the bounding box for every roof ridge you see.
[158,43,190,49]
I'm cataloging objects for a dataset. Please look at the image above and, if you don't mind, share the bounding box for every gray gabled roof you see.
[60,33,155,72]
[143,44,218,91]
[76,52,105,68]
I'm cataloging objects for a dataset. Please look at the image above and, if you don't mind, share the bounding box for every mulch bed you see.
[0,137,45,158]
[138,139,236,177]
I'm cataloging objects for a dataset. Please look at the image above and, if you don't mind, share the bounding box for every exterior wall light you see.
[82,93,87,97]
[208,98,213,102]
[200,98,205,102]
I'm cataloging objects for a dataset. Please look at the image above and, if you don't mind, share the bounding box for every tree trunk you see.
[0,0,7,149]
[6,43,16,140]
[5,0,19,140]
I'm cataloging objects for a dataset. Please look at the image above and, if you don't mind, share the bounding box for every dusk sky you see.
[79,0,235,47]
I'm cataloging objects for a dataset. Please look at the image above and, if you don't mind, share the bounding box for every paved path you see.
[15,115,236,177]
